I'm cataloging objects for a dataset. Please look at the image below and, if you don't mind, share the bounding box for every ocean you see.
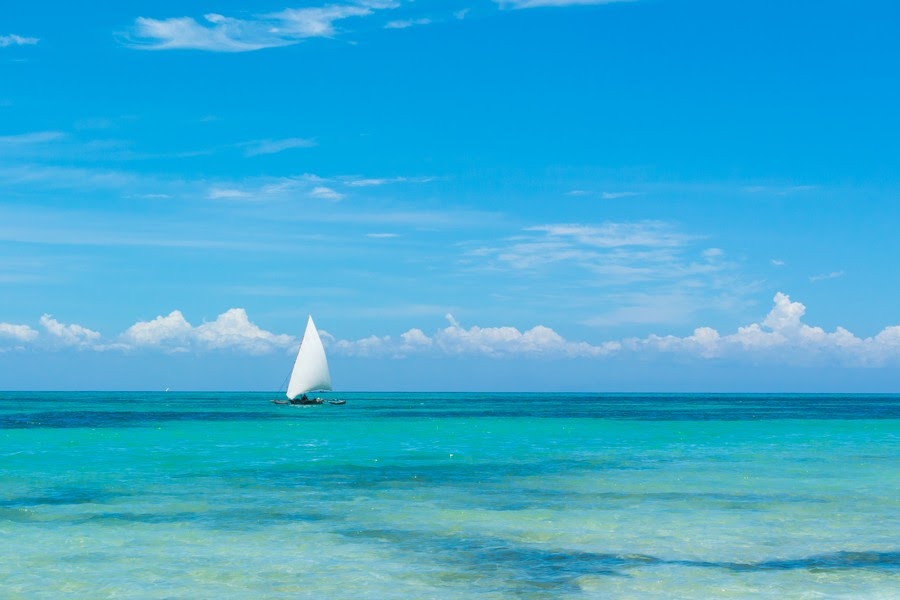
[1,392,898,598]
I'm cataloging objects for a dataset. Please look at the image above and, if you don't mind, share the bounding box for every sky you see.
[1,0,899,392]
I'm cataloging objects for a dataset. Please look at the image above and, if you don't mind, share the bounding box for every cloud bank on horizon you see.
[2,294,898,367]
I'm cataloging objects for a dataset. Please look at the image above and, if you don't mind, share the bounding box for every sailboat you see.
[274,315,338,405]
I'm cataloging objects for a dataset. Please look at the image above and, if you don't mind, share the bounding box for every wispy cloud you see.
[771,259,785,267]
[0,131,65,145]
[0,34,39,47]
[461,220,743,326]
[125,3,398,52]
[207,188,251,200]
[809,270,845,283]
[497,0,636,9]
[343,175,433,187]
[385,18,432,29]
[743,184,817,196]
[242,137,316,156]
[601,191,641,200]
[310,186,344,201]
[366,232,399,238]
[478,222,698,278]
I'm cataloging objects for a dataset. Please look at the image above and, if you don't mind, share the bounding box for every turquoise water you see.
[1,392,898,598]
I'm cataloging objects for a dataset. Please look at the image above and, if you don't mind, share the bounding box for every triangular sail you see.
[286,316,332,399]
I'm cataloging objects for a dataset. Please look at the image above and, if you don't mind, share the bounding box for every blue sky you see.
[1,0,899,391]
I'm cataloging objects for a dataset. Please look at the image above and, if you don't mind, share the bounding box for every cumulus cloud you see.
[121,310,193,350]
[631,292,900,366]
[331,314,619,358]
[3,294,898,366]
[39,314,101,347]
[0,322,39,342]
[327,293,900,366]
[194,308,295,353]
[122,309,295,353]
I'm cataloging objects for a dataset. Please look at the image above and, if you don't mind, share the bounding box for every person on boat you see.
[300,394,309,402]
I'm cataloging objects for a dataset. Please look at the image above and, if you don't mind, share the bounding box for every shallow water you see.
[1,392,898,598]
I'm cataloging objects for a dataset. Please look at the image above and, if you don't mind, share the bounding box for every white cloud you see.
[0,34,39,47]
[122,309,295,354]
[243,137,315,156]
[809,270,845,282]
[39,314,101,347]
[434,314,619,357]
[310,186,344,201]
[743,184,816,196]
[121,310,193,350]
[771,259,785,267]
[385,18,432,29]
[0,322,39,342]
[366,232,398,238]
[344,175,433,187]
[0,131,65,145]
[525,222,688,249]
[129,14,291,52]
[601,191,641,200]
[474,221,703,283]
[208,187,251,200]
[127,3,396,52]
[268,5,374,37]
[331,314,619,358]
[194,309,295,353]
[328,292,900,366]
[400,328,432,349]
[4,294,898,366]
[497,0,635,8]
[632,292,900,366]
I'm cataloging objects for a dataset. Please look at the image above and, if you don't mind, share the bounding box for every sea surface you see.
[1,392,898,598]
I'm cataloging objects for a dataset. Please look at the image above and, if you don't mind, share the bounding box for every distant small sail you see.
[286,315,332,400]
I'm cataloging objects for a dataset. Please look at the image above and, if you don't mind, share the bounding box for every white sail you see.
[286,316,332,399]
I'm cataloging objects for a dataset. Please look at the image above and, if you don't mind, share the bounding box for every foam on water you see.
[1,392,898,598]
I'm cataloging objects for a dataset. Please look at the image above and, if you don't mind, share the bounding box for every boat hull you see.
[290,397,324,405]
